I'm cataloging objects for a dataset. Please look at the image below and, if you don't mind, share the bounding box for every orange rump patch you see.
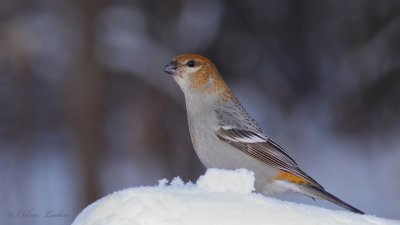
[274,171,308,184]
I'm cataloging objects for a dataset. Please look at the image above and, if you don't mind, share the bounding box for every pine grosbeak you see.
[164,54,364,214]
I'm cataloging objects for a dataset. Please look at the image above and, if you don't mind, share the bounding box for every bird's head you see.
[164,54,231,97]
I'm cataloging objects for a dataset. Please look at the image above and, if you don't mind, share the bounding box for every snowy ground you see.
[72,169,399,225]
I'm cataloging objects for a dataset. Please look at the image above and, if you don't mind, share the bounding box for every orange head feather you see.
[164,54,233,97]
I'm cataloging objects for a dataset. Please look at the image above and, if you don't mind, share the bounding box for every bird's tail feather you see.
[299,185,364,214]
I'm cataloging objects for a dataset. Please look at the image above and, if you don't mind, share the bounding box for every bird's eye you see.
[187,60,196,67]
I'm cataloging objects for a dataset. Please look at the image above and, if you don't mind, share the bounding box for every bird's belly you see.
[192,132,281,195]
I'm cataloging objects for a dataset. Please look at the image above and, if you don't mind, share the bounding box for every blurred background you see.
[1,0,400,224]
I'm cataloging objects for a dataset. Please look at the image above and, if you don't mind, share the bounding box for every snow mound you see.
[197,168,255,194]
[72,168,399,225]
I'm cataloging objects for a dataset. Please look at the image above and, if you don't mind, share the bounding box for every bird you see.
[163,53,364,214]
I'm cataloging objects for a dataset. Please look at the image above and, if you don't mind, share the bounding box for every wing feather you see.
[216,127,323,189]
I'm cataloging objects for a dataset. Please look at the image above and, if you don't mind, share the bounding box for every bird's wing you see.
[214,106,323,189]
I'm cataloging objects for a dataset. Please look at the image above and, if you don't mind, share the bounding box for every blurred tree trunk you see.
[69,0,106,206]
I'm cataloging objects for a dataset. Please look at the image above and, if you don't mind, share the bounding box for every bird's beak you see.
[163,60,178,75]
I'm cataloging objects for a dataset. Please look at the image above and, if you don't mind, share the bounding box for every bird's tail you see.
[299,184,364,214]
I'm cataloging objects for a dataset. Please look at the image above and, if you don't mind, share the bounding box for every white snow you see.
[72,168,399,225]
[196,168,255,194]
